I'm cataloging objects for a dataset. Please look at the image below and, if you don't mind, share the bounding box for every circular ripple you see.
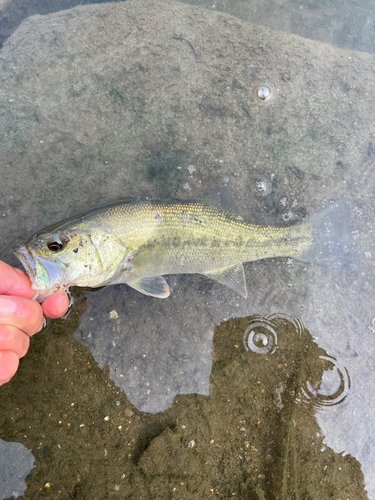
[301,355,350,407]
[268,313,305,335]
[243,318,278,354]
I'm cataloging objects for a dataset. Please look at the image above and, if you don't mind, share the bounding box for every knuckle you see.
[0,325,13,343]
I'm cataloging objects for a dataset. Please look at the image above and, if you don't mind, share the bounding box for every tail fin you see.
[299,200,358,274]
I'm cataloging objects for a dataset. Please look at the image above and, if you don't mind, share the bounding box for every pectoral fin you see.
[204,263,247,298]
[127,276,170,298]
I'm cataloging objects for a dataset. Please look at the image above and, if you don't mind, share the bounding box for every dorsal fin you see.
[200,178,239,214]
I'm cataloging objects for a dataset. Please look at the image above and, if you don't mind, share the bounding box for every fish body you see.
[14,185,354,302]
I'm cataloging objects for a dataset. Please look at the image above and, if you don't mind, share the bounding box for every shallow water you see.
[0,0,375,498]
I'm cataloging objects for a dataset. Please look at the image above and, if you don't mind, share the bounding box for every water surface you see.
[0,0,374,498]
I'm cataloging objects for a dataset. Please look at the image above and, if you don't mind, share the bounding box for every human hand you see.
[0,261,69,385]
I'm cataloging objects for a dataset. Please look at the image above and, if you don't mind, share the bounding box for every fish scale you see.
[78,200,312,277]
[15,187,353,301]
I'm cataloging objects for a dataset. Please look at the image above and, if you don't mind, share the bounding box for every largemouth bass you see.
[14,184,355,302]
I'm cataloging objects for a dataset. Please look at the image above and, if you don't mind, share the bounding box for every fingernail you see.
[0,298,17,317]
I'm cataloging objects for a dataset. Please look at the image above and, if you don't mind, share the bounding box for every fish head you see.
[15,226,124,302]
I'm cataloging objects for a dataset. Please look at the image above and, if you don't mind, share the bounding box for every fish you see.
[14,183,356,303]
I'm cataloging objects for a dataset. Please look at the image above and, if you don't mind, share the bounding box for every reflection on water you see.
[0,440,34,500]
[74,285,214,412]
[0,311,367,498]
[0,0,375,498]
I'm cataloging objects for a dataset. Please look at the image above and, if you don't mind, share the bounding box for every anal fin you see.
[204,263,247,298]
[127,276,170,298]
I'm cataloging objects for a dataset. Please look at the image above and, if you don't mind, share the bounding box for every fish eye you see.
[47,237,64,252]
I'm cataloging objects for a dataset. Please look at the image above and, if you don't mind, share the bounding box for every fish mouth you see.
[14,245,37,281]
[14,245,65,302]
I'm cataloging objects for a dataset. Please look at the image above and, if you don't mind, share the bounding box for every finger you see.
[0,325,30,358]
[0,350,19,385]
[42,292,70,319]
[0,261,34,298]
[0,296,44,336]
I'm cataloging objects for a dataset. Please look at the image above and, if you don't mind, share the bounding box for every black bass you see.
[14,184,355,302]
